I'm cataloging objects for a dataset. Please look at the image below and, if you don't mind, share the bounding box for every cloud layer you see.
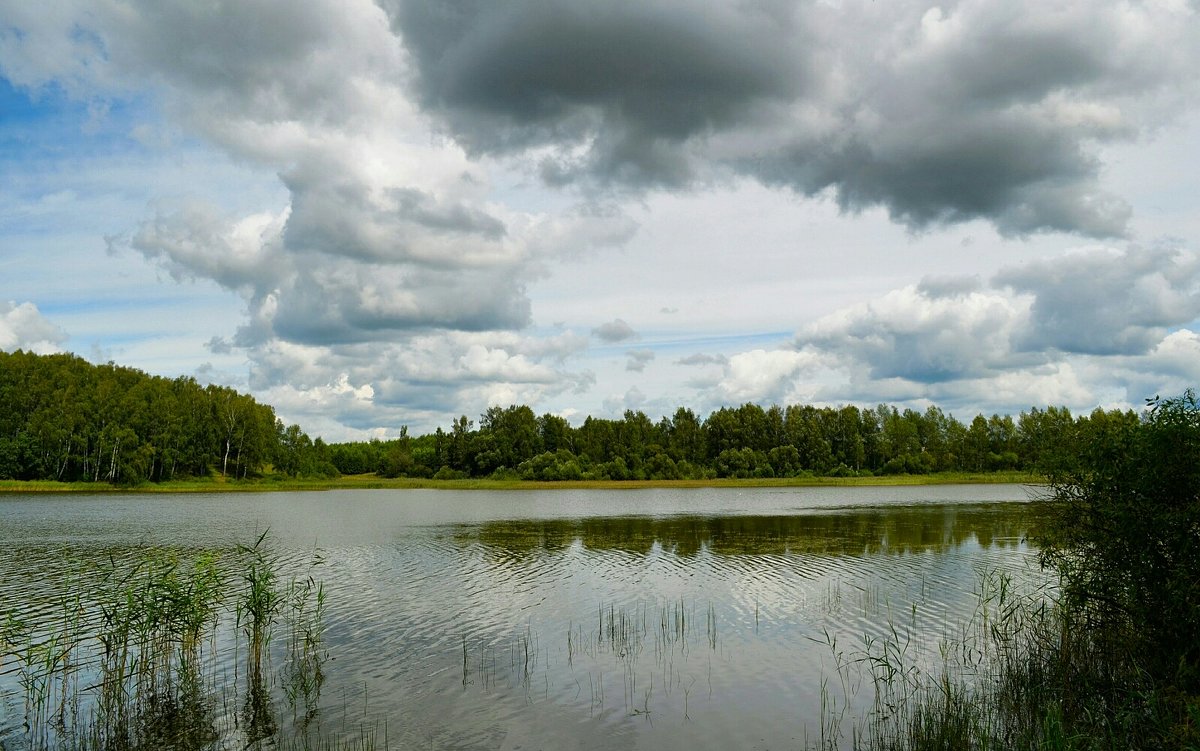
[3,0,1200,436]
[388,0,1198,236]
[787,245,1200,410]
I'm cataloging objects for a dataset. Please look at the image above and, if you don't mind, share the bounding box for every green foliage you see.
[323,396,1148,484]
[433,465,466,480]
[643,451,681,480]
[0,350,329,483]
[7,349,1163,490]
[517,449,583,481]
[854,389,1200,749]
[1038,390,1200,689]
[714,447,771,478]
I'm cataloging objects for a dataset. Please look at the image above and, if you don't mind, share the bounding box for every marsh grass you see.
[281,560,328,725]
[0,533,340,751]
[804,567,1200,751]
[236,531,282,677]
[86,550,225,750]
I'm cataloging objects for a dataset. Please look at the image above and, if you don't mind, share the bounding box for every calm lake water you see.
[0,485,1046,750]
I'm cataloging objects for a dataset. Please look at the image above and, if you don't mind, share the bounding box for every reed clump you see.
[89,550,225,750]
[812,568,1200,751]
[0,532,335,751]
[237,531,283,678]
[281,555,329,724]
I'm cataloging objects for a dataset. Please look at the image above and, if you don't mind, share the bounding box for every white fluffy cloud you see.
[780,246,1200,414]
[711,349,822,404]
[241,331,594,435]
[0,301,67,354]
[799,283,1034,381]
[996,245,1200,355]
[5,0,633,350]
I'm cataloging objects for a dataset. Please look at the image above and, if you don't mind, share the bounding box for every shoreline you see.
[0,470,1041,494]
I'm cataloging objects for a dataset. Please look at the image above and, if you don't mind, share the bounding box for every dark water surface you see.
[0,485,1045,750]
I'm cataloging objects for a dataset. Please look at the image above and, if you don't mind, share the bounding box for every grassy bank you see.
[0,470,1040,494]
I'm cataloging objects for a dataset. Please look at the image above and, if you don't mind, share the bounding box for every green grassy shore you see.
[0,470,1040,494]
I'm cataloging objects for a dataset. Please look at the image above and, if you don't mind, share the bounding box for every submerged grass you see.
[455,597,721,720]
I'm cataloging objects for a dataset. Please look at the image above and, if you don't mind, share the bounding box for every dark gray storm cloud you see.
[386,0,1199,237]
[389,0,805,187]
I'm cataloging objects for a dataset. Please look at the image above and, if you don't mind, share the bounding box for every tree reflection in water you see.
[458,503,1032,558]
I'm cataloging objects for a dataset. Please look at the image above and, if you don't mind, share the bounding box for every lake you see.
[0,485,1046,750]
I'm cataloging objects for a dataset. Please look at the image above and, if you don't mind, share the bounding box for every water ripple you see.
[0,489,1047,751]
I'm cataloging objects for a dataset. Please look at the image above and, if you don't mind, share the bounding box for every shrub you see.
[1038,390,1200,690]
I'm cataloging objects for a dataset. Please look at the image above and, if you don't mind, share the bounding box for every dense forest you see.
[0,350,334,483]
[0,349,1145,485]
[332,395,1129,482]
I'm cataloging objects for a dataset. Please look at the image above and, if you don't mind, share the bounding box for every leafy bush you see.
[1038,390,1200,689]
[516,450,583,481]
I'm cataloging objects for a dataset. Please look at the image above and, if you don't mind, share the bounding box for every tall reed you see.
[236,530,283,677]
[806,567,1200,750]
[87,549,225,750]
[282,554,329,723]
[1,533,335,751]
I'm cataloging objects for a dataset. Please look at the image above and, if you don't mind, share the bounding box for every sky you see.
[3,0,1200,441]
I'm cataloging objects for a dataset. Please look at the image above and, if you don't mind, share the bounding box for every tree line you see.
[0,350,334,483]
[329,400,1137,481]
[0,349,1150,485]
